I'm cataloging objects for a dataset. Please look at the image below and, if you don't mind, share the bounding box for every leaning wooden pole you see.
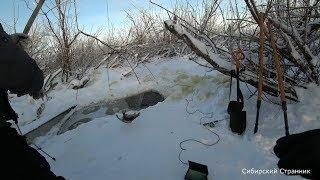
[254,13,266,134]
[231,49,243,102]
[267,21,290,136]
[23,0,46,34]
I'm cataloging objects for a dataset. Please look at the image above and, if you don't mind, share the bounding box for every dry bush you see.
[162,0,320,100]
[21,0,319,101]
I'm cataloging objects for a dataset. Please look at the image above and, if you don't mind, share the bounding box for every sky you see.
[0,0,238,36]
[0,0,176,34]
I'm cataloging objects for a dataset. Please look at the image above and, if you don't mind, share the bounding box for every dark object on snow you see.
[227,51,246,135]
[227,100,243,115]
[116,110,140,123]
[229,110,246,135]
[185,161,208,180]
[125,91,165,110]
[70,76,90,90]
[265,22,290,136]
[0,23,63,179]
[0,122,64,180]
[274,129,320,179]
[227,71,244,114]
[255,21,291,135]
[0,90,18,122]
[253,15,266,134]
[0,23,44,98]
[139,91,165,108]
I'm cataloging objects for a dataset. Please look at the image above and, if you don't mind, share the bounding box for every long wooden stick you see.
[257,12,265,102]
[231,49,243,102]
[268,21,290,136]
[23,0,46,34]
[254,12,265,134]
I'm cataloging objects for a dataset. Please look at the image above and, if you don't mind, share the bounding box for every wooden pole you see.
[257,12,265,102]
[23,0,46,34]
[267,21,290,136]
[232,49,243,102]
[254,12,265,134]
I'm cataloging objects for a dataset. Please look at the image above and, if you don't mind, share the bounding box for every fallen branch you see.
[43,68,62,93]
[164,20,298,101]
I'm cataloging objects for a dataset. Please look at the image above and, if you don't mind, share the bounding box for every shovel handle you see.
[231,49,244,71]
[267,21,286,102]
[257,13,265,101]
[253,13,265,134]
[231,49,244,102]
[267,21,290,136]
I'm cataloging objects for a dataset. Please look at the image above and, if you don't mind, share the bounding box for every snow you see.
[80,76,89,86]
[68,79,81,89]
[12,57,207,134]
[10,56,320,179]
[283,33,302,61]
[165,20,233,70]
[279,22,318,67]
[304,45,319,66]
[68,76,90,89]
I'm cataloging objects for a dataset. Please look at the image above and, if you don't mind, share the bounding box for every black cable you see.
[15,122,23,135]
[178,89,223,164]
[243,79,282,106]
[243,81,283,119]
[185,90,229,124]
[231,76,285,134]
[185,90,214,117]
[262,92,281,106]
[178,123,221,165]
[271,107,282,121]
[200,116,227,125]
[14,122,56,161]
[32,144,56,161]
[244,81,257,100]
[178,81,229,165]
[178,78,238,165]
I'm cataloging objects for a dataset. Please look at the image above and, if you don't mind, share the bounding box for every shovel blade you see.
[227,101,244,114]
[229,111,246,135]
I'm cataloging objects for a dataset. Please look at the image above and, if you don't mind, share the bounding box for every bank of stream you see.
[26,90,165,143]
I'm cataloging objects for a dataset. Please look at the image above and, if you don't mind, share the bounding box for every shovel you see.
[254,13,266,134]
[227,50,244,114]
[227,70,244,114]
[228,50,246,135]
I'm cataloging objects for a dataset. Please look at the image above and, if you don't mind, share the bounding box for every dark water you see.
[58,91,165,134]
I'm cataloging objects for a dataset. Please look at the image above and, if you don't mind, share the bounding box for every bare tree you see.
[41,0,80,82]
[154,0,320,101]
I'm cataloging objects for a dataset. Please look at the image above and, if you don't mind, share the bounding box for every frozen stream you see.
[26,90,165,142]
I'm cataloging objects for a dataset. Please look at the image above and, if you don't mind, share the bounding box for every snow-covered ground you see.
[10,56,320,179]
